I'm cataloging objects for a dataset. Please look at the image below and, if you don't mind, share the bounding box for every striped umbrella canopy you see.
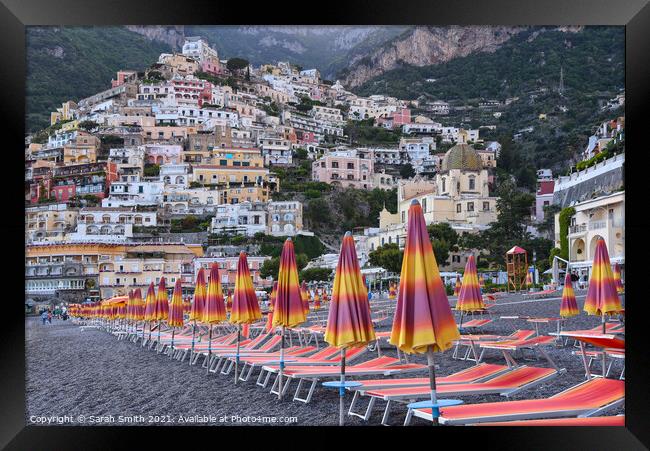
[144,282,156,322]
[324,231,377,426]
[116,301,127,320]
[526,270,533,286]
[225,291,233,313]
[126,289,134,320]
[325,232,376,348]
[153,277,169,321]
[189,267,207,322]
[456,255,485,313]
[453,275,462,296]
[584,238,622,317]
[300,281,310,316]
[183,296,191,314]
[203,263,227,324]
[390,199,460,354]
[168,279,185,328]
[272,238,307,400]
[230,252,263,384]
[389,199,460,425]
[613,263,624,294]
[268,282,278,312]
[132,288,145,322]
[230,252,262,324]
[272,238,307,329]
[479,274,485,288]
[560,272,579,318]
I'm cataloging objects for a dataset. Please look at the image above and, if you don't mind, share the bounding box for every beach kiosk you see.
[506,246,528,293]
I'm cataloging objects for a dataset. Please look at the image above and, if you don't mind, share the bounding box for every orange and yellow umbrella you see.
[560,272,579,318]
[189,268,206,322]
[203,263,227,372]
[613,263,624,294]
[154,278,169,322]
[272,238,306,329]
[144,282,156,322]
[226,291,233,313]
[203,263,226,324]
[453,275,462,297]
[230,252,262,325]
[389,199,460,425]
[132,288,145,322]
[230,251,263,383]
[268,281,278,312]
[584,239,622,321]
[388,283,397,299]
[272,238,307,400]
[300,281,310,316]
[324,231,377,425]
[456,255,485,327]
[479,274,485,288]
[168,278,185,328]
[126,289,134,321]
[313,288,321,310]
[526,270,533,286]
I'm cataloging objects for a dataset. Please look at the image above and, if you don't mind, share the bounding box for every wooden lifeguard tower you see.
[506,246,528,292]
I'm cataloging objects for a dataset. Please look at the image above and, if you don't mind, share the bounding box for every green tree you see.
[399,163,416,179]
[259,253,309,279]
[368,243,403,274]
[300,267,332,282]
[226,57,249,72]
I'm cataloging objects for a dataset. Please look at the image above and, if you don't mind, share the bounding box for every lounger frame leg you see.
[380,400,393,426]
[347,391,376,422]
[293,378,317,403]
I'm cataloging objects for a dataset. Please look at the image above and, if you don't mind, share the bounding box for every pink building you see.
[193,256,271,289]
[111,70,137,88]
[312,150,375,189]
[535,180,555,221]
[392,108,411,126]
[171,78,212,106]
[298,131,318,145]
[201,60,221,76]
[144,144,183,165]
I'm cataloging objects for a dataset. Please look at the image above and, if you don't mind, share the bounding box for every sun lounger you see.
[571,348,625,379]
[406,378,624,425]
[478,335,560,368]
[348,363,513,421]
[453,330,536,361]
[255,345,369,388]
[204,334,283,372]
[476,415,625,426]
[264,356,425,404]
[353,366,563,425]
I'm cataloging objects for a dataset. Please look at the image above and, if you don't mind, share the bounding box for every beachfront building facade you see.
[311,149,375,189]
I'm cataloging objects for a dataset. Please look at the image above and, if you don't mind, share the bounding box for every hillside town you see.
[25,37,625,308]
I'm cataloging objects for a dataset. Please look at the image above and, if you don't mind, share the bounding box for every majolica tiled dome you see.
[441,143,482,172]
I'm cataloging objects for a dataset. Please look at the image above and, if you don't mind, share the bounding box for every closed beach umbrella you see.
[132,288,144,339]
[188,268,207,365]
[313,288,321,310]
[230,251,263,383]
[268,282,278,312]
[126,289,134,321]
[389,200,460,425]
[453,275,462,297]
[526,270,533,287]
[154,277,169,348]
[168,279,185,355]
[584,238,622,332]
[613,263,624,294]
[324,232,376,425]
[143,283,156,343]
[560,272,579,318]
[479,274,485,288]
[300,281,310,316]
[388,283,397,300]
[204,263,227,373]
[226,291,233,313]
[456,255,485,327]
[272,238,307,400]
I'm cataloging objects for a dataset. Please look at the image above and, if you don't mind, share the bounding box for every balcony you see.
[569,224,587,235]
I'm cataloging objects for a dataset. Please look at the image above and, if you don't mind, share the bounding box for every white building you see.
[267,201,303,236]
[259,137,293,165]
[182,37,219,64]
[103,181,164,207]
[210,202,267,236]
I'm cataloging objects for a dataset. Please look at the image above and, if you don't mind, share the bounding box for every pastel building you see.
[311,149,375,189]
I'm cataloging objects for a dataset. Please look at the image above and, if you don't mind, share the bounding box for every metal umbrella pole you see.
[206,325,213,374]
[157,320,162,353]
[234,324,241,384]
[170,328,175,359]
[338,348,346,426]
[190,321,196,366]
[278,326,285,400]
[427,346,439,426]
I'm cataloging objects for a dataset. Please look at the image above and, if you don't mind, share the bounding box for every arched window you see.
[468,176,476,190]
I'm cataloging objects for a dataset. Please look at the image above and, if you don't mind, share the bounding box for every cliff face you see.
[125,26,185,51]
[340,26,525,88]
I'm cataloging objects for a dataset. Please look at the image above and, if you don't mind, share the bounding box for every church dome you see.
[441,143,482,172]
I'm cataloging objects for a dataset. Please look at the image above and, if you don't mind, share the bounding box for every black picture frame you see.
[2,0,648,448]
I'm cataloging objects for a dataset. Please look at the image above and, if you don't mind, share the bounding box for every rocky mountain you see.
[125,25,185,51]
[338,26,527,88]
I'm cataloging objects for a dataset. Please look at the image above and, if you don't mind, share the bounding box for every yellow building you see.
[25,242,203,300]
[25,204,79,243]
[50,101,78,126]
[192,160,278,203]
[63,131,100,164]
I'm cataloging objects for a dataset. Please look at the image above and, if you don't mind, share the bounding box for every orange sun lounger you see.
[351,366,561,425]
[406,378,624,425]
[476,415,625,426]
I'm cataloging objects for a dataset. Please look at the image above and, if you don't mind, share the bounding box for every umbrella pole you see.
[339,348,346,426]
[459,311,464,329]
[278,326,285,400]
[190,321,196,366]
[170,328,175,359]
[235,324,241,384]
[427,346,439,426]
[207,325,212,374]
[157,320,162,353]
[602,314,607,334]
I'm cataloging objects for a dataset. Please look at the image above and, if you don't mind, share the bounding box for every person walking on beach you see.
[47,310,52,324]
[41,310,48,325]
